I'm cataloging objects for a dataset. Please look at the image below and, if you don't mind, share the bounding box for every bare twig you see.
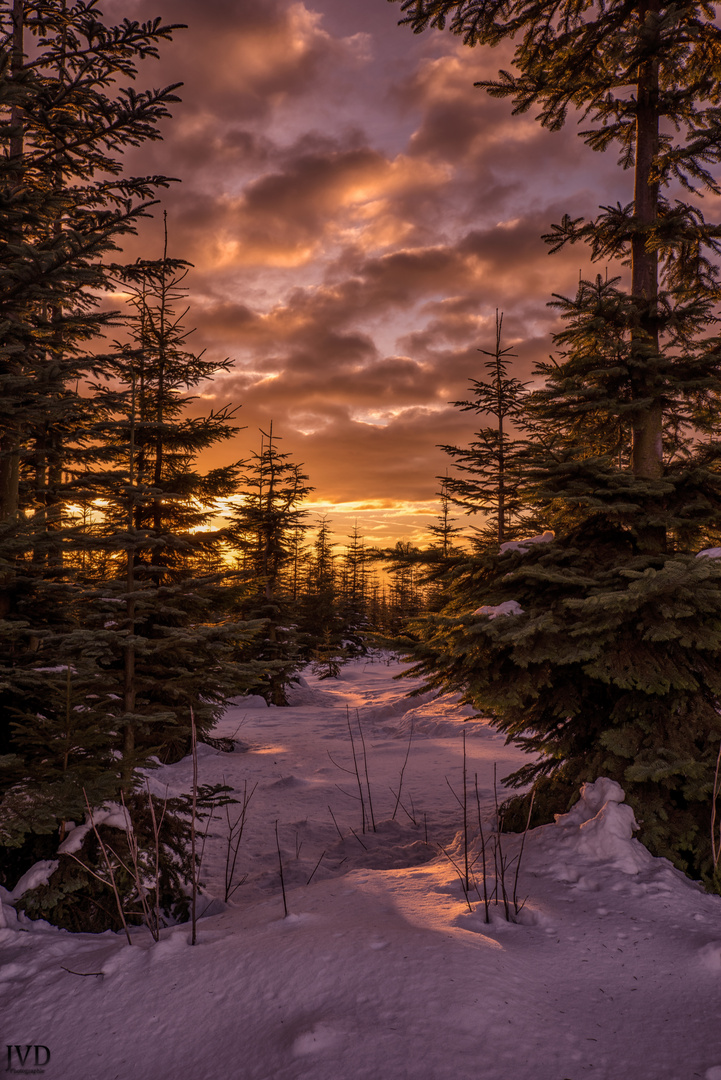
[349,826,368,851]
[493,763,510,920]
[356,710,376,832]
[306,850,326,885]
[388,787,417,826]
[145,781,167,939]
[275,819,289,917]
[346,707,366,833]
[78,789,132,945]
[328,804,344,840]
[437,843,473,912]
[462,729,470,891]
[327,749,355,775]
[445,775,463,809]
[513,788,535,914]
[474,773,489,922]
[392,718,415,820]
[712,740,721,870]
[190,705,198,945]
[224,780,257,902]
[120,789,159,942]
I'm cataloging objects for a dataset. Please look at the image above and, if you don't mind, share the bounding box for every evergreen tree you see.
[427,475,463,560]
[337,523,372,653]
[392,0,721,885]
[384,541,426,633]
[297,516,344,664]
[439,312,529,548]
[230,425,312,703]
[89,231,257,775]
[0,1,184,855]
[422,476,466,610]
[0,0,183,522]
[0,228,259,864]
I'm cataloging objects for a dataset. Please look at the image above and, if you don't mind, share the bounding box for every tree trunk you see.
[0,0,24,523]
[630,0,662,483]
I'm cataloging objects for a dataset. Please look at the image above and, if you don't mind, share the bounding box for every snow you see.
[499,530,554,554]
[57,803,133,855]
[472,599,524,619]
[2,656,721,1080]
[8,860,59,901]
[697,547,721,559]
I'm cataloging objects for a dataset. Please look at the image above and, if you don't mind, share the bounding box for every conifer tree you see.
[0,0,183,522]
[0,228,259,869]
[230,426,312,703]
[297,516,343,661]
[439,312,529,548]
[89,231,256,775]
[0,1,185,859]
[337,523,372,652]
[427,475,463,560]
[392,0,721,884]
[422,476,466,610]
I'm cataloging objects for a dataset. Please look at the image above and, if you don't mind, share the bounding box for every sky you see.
[111,0,632,547]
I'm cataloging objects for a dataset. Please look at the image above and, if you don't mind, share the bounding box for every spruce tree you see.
[88,231,257,775]
[392,0,721,885]
[337,523,372,653]
[0,1,185,859]
[439,312,529,548]
[297,516,345,667]
[230,426,312,703]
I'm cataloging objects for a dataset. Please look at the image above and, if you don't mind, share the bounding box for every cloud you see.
[132,0,371,122]
[107,0,632,541]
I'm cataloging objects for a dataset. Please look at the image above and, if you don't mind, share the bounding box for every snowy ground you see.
[2,656,721,1080]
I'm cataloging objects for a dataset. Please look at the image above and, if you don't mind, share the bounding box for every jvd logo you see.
[5,1045,51,1071]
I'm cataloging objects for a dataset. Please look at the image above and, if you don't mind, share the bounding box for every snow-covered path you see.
[2,658,721,1080]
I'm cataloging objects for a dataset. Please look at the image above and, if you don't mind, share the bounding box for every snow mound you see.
[266,774,311,790]
[697,547,721,559]
[285,677,340,707]
[9,860,59,901]
[361,689,436,724]
[499,530,554,554]
[543,778,652,875]
[394,693,492,738]
[472,600,524,619]
[555,777,626,826]
[699,942,721,972]
[58,801,132,856]
[229,693,268,708]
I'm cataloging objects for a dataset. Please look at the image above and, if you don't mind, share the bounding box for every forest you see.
[2,0,721,945]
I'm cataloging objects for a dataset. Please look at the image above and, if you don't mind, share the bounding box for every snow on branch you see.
[499,531,554,555]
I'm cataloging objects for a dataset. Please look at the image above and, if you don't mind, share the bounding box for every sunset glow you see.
[115,0,631,544]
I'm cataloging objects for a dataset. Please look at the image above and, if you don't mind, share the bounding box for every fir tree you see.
[392,0,721,885]
[439,311,529,548]
[427,475,463,560]
[337,523,372,653]
[0,1,184,855]
[297,516,343,662]
[230,425,312,703]
[88,229,257,775]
